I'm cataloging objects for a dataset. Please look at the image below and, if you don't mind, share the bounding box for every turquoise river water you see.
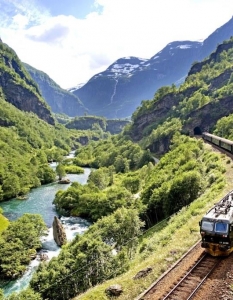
[0,162,91,296]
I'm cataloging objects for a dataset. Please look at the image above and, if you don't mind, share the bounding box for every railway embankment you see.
[74,141,233,300]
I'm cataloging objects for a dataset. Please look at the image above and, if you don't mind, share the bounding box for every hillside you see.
[0,39,54,125]
[24,63,88,117]
[127,38,233,155]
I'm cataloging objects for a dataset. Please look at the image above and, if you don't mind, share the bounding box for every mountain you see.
[0,39,54,125]
[71,17,233,119]
[127,37,233,155]
[24,63,88,117]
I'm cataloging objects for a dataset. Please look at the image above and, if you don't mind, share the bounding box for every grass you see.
[0,214,9,232]
[73,149,233,300]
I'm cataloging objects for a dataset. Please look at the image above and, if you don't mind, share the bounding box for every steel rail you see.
[162,254,220,300]
[186,257,221,300]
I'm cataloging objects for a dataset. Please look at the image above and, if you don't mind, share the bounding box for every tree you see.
[0,214,47,278]
[2,175,20,199]
[89,207,145,258]
[56,163,66,180]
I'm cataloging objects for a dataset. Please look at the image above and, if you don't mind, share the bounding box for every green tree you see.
[0,214,47,278]
[2,175,20,199]
[56,163,66,180]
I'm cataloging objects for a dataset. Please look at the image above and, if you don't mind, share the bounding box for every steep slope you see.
[0,39,54,125]
[127,38,233,155]
[71,16,233,119]
[24,63,88,117]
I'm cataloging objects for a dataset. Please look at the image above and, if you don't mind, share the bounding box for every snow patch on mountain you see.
[67,83,86,92]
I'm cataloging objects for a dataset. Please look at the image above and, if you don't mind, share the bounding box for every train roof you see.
[202,190,233,223]
[202,132,233,145]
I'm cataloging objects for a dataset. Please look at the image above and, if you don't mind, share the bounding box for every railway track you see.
[136,242,224,300]
[159,254,221,300]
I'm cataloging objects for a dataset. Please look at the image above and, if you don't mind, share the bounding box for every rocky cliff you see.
[0,40,54,125]
[24,63,88,117]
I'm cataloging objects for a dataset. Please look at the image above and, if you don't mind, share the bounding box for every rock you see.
[58,178,71,184]
[39,253,49,261]
[52,216,67,246]
[105,284,123,297]
[133,267,153,279]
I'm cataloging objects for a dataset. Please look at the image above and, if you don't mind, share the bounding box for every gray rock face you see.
[0,41,55,125]
[52,216,67,246]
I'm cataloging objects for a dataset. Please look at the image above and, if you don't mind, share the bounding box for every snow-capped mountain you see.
[70,16,233,119]
[71,41,202,118]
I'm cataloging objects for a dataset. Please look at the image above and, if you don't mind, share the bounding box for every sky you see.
[0,0,233,89]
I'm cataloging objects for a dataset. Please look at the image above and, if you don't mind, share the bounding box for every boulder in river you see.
[58,177,71,184]
[52,216,67,246]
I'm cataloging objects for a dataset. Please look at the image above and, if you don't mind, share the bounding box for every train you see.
[202,132,233,153]
[199,190,233,256]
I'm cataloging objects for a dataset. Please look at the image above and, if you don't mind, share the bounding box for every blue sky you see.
[0,0,233,89]
[38,0,101,19]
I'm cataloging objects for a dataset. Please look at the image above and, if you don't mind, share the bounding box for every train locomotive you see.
[202,132,233,153]
[199,190,233,256]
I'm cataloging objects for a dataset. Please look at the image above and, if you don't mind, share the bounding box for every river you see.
[0,161,92,296]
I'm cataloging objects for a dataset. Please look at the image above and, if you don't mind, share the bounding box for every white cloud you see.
[1,0,233,88]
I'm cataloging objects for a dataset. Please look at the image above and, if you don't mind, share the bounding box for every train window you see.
[215,222,228,234]
[201,221,214,231]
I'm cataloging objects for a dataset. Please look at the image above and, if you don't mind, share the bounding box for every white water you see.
[3,217,91,297]
[1,152,92,296]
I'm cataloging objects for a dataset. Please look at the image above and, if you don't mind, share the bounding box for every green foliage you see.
[74,136,153,171]
[142,118,182,149]
[0,214,47,279]
[0,96,73,200]
[129,38,233,152]
[66,115,107,131]
[64,165,84,174]
[5,288,42,300]
[141,134,225,225]
[0,289,3,300]
[88,167,112,189]
[214,114,233,140]
[0,213,9,232]
[122,173,141,193]
[88,207,145,258]
[56,163,66,180]
[30,208,144,299]
[53,177,136,221]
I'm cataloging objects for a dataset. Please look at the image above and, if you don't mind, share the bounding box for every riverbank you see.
[0,167,92,296]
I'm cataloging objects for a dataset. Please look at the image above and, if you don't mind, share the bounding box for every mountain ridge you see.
[69,17,233,119]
